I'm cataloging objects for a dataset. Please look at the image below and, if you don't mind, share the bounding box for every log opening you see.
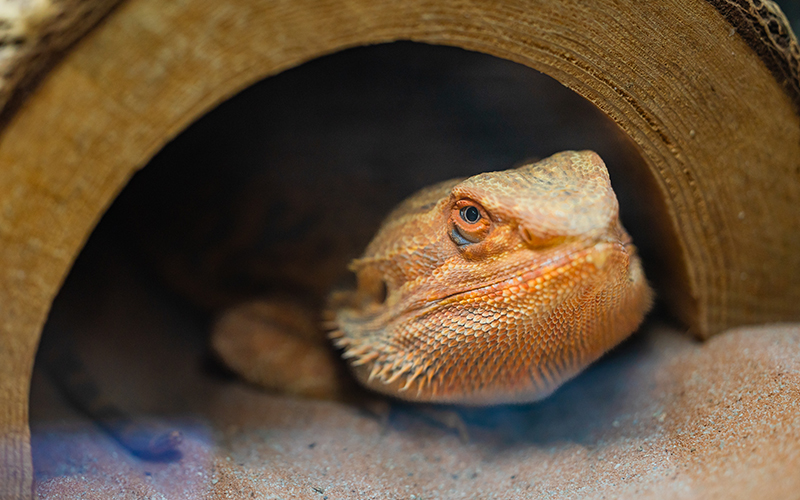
[27,43,659,493]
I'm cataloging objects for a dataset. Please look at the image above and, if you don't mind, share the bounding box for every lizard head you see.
[328,150,653,405]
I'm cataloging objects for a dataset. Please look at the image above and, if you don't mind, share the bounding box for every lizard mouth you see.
[331,235,631,339]
[422,237,624,308]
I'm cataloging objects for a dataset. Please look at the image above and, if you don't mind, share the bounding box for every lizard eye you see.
[450,200,491,245]
[460,205,481,223]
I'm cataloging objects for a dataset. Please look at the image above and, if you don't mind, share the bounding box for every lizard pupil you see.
[461,206,481,224]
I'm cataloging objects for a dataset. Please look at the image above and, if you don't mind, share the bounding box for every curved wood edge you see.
[1,0,799,497]
[0,2,797,131]
[706,0,800,112]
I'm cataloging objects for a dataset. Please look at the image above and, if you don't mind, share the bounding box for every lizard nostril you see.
[518,226,565,250]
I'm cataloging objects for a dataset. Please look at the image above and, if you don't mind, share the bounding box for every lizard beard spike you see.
[329,325,433,396]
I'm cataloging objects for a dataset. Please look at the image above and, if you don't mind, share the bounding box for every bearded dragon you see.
[212,150,653,405]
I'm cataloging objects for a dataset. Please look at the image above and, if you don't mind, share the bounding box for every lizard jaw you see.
[329,238,645,405]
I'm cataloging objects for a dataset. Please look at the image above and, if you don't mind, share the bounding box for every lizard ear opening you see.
[356,266,389,306]
[375,279,388,305]
[449,199,492,245]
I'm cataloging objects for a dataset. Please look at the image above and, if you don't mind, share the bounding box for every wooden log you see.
[0,0,798,497]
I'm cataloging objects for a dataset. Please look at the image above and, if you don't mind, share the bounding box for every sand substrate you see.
[29,245,800,499]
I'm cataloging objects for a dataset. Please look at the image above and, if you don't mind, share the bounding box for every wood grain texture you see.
[0,0,798,497]
[0,3,125,497]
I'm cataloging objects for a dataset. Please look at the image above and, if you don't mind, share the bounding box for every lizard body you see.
[43,150,650,460]
[215,151,652,405]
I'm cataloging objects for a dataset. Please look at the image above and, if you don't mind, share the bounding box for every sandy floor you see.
[29,238,800,499]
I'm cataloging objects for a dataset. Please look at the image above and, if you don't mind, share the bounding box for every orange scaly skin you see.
[329,151,652,405]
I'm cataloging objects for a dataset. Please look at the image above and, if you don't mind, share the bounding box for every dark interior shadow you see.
[104,41,655,312]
